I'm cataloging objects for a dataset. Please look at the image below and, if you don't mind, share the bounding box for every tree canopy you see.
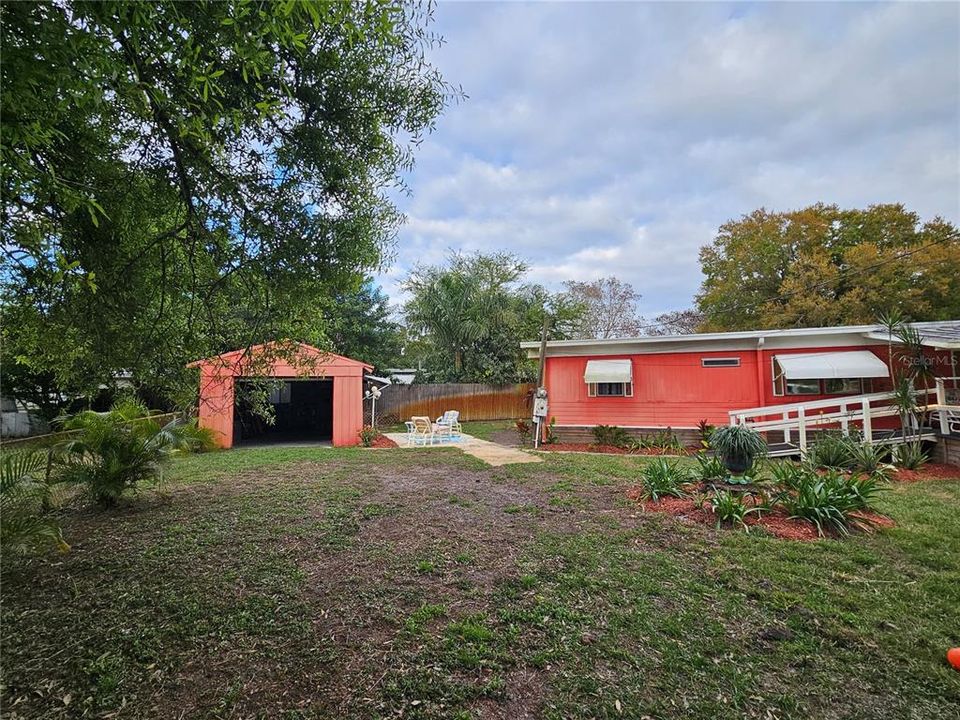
[564,276,645,339]
[1,1,451,414]
[402,252,584,383]
[323,280,404,373]
[696,204,960,331]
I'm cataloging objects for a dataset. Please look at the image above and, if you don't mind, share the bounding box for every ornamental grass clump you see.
[693,452,728,483]
[639,458,692,501]
[782,468,883,536]
[805,432,857,470]
[892,442,928,470]
[709,489,759,531]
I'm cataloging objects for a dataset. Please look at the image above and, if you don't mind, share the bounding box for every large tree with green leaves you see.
[402,252,583,383]
[1,1,451,414]
[696,204,960,331]
[323,280,404,372]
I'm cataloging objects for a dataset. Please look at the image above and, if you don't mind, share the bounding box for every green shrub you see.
[892,441,928,470]
[782,468,883,536]
[358,425,380,447]
[709,490,759,531]
[647,428,685,453]
[57,403,203,507]
[639,458,691,501]
[847,442,891,478]
[1,450,69,554]
[693,453,727,482]
[168,419,219,453]
[697,419,715,448]
[592,424,633,448]
[806,432,856,470]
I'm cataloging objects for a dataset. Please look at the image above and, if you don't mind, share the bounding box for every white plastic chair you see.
[434,410,462,441]
[410,416,434,445]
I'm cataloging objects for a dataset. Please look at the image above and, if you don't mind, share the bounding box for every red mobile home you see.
[521,321,960,445]
[188,342,372,449]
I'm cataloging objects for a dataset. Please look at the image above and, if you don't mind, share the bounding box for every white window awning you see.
[774,351,889,379]
[584,359,632,384]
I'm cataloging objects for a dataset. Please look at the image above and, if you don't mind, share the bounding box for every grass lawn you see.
[2,444,959,719]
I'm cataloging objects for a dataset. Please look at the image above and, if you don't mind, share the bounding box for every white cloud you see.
[378,1,960,317]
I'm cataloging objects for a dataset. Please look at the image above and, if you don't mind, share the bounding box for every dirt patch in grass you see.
[488,428,521,447]
[892,463,960,482]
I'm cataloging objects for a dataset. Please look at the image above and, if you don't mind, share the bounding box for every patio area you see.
[383,430,542,467]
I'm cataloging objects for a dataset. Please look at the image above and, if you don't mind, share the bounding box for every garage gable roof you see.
[186,341,373,373]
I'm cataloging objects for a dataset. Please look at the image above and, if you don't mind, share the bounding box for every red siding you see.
[546,344,896,429]
[332,375,364,446]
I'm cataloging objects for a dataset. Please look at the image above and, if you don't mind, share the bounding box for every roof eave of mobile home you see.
[521,320,960,358]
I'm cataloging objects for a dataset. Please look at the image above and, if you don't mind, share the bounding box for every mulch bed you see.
[538,442,696,456]
[625,488,894,541]
[368,435,399,449]
[892,463,960,482]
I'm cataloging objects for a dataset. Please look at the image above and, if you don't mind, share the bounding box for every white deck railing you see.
[728,377,960,454]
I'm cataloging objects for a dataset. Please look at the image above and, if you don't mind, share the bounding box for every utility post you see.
[533,313,550,448]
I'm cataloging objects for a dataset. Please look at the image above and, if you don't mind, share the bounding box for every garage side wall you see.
[333,375,363,447]
[198,370,234,449]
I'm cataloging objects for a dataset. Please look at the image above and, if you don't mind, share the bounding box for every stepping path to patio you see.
[382,432,542,467]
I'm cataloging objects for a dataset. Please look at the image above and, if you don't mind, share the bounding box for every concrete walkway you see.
[383,432,542,467]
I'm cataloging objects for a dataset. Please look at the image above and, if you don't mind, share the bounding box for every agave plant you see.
[710,425,767,483]
[1,450,69,555]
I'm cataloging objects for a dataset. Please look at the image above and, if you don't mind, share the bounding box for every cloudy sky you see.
[376,0,960,318]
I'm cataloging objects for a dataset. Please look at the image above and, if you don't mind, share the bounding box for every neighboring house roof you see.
[863,321,960,349]
[521,320,960,358]
[364,374,393,385]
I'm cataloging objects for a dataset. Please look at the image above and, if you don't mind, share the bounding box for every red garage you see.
[188,342,372,448]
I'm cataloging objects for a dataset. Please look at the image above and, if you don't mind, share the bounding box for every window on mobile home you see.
[587,382,633,397]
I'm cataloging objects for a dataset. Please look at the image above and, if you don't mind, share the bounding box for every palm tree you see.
[894,323,937,435]
[403,253,526,375]
[877,309,904,381]
[1,450,69,555]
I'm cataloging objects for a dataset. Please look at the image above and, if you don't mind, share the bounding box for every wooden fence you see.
[372,383,533,425]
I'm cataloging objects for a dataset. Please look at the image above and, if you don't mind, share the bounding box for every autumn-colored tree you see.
[696,204,960,331]
[564,276,645,339]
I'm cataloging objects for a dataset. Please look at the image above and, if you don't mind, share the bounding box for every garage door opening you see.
[233,379,333,446]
